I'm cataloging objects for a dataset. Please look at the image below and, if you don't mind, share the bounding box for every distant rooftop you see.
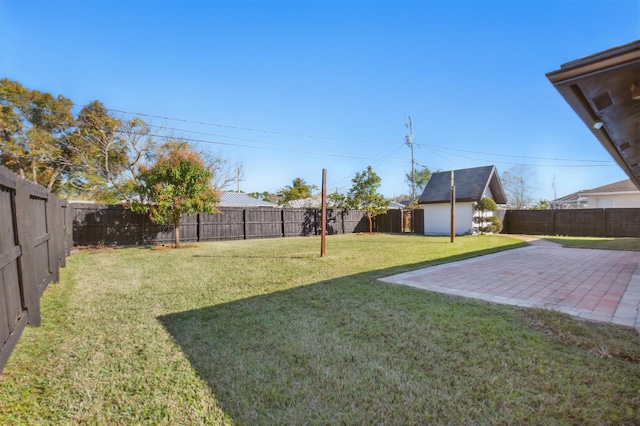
[219,192,279,207]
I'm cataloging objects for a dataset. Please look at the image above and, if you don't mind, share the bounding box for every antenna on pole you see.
[405,116,416,202]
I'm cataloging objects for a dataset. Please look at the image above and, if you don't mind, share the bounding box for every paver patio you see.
[379,238,640,329]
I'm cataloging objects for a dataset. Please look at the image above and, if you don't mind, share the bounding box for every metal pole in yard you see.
[450,170,455,243]
[321,168,327,257]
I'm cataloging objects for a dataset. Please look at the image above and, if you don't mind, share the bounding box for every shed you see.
[418,165,506,235]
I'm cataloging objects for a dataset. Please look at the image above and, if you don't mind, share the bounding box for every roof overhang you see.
[546,40,640,189]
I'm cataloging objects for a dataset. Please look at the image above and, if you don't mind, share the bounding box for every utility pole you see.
[236,165,244,192]
[405,116,416,201]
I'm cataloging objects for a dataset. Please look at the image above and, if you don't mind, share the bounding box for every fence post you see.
[243,209,247,240]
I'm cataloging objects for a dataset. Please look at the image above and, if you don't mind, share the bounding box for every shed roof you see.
[418,165,506,204]
[219,192,279,207]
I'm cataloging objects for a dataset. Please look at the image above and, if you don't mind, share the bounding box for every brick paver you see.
[379,238,640,329]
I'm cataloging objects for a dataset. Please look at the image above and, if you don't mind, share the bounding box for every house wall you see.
[585,193,640,208]
[423,202,474,236]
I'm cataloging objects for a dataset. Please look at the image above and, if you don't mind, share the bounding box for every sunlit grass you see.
[544,236,640,251]
[1,234,638,424]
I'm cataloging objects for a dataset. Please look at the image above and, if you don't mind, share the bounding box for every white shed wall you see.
[423,202,474,235]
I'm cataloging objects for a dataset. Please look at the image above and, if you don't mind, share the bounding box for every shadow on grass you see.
[157,241,638,423]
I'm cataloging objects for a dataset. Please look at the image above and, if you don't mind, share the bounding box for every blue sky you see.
[1,0,638,201]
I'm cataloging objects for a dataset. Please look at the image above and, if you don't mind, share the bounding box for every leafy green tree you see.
[346,166,390,234]
[277,177,317,205]
[532,199,550,210]
[474,197,501,234]
[132,141,219,247]
[248,191,279,204]
[0,78,75,191]
[0,79,158,201]
[405,166,432,198]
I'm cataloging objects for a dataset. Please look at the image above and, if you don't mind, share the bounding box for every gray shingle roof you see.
[580,179,638,194]
[418,165,506,204]
[219,192,279,207]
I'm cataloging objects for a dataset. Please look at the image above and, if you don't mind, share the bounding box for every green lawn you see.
[544,236,640,251]
[1,234,639,424]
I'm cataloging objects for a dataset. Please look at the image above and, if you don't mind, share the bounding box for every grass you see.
[1,233,639,424]
[544,236,640,251]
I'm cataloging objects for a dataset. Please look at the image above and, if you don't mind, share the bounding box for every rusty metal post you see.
[321,169,327,257]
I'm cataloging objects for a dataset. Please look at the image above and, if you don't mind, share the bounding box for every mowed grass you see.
[545,236,640,251]
[1,234,639,424]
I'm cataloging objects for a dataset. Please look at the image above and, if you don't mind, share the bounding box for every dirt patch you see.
[150,244,200,250]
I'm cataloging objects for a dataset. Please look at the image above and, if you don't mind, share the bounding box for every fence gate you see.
[402,209,414,233]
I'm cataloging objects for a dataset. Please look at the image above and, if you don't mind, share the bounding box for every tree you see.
[405,166,432,198]
[474,197,502,234]
[1,79,159,201]
[248,191,280,204]
[0,78,76,191]
[277,177,317,205]
[532,199,550,210]
[132,141,219,247]
[501,164,535,209]
[346,165,390,234]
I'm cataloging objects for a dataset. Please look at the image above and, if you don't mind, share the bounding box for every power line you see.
[421,145,617,168]
[73,102,617,166]
[73,103,392,145]
[418,143,614,164]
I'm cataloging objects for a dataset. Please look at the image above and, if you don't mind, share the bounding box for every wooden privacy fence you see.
[503,208,640,237]
[73,204,428,246]
[0,165,71,373]
[73,204,374,246]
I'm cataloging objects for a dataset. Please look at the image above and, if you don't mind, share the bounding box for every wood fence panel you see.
[342,210,368,233]
[554,209,605,237]
[283,209,317,237]
[604,209,640,237]
[0,181,23,353]
[413,209,425,235]
[0,166,70,373]
[178,214,198,243]
[0,169,29,374]
[200,208,245,240]
[245,208,283,239]
[502,208,640,237]
[28,188,53,298]
[14,177,41,328]
[325,209,342,235]
[502,210,555,235]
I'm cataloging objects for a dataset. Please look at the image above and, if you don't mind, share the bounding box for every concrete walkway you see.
[379,238,640,329]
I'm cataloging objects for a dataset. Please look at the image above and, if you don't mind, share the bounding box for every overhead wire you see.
[71,102,618,167]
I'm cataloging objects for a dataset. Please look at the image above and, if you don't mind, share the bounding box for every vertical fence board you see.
[14,177,41,327]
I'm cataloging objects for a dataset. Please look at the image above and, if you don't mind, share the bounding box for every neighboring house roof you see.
[550,179,639,208]
[418,165,506,204]
[580,179,638,195]
[219,192,279,207]
[389,201,406,209]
